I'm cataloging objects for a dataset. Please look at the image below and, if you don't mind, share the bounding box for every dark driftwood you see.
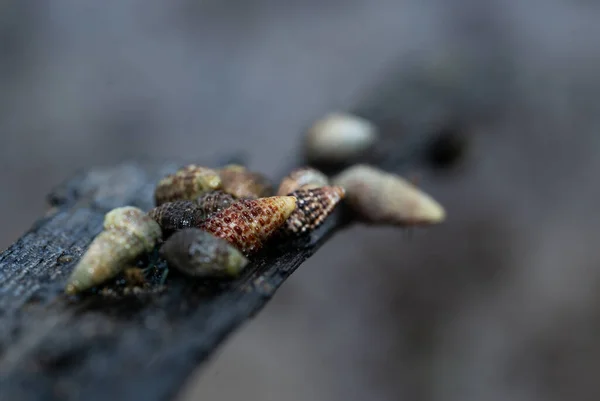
[0,160,353,401]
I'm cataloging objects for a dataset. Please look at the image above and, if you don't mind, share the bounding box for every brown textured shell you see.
[276,167,330,196]
[160,228,249,278]
[218,165,274,199]
[195,190,237,215]
[199,196,297,256]
[284,186,345,234]
[154,164,222,206]
[332,165,446,226]
[148,200,209,238]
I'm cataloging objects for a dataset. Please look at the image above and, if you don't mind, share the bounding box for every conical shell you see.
[160,228,249,278]
[65,206,162,295]
[284,186,345,235]
[199,196,297,256]
[333,165,446,226]
[304,112,378,164]
[276,167,330,196]
[218,165,274,199]
[154,165,222,206]
[148,200,209,238]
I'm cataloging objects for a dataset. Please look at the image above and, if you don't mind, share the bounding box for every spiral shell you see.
[218,165,274,199]
[284,186,345,235]
[199,196,297,256]
[65,206,162,295]
[148,200,208,238]
[304,112,378,164]
[276,167,330,196]
[154,164,222,206]
[160,228,249,278]
[332,165,445,226]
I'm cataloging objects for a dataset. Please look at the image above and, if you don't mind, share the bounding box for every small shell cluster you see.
[65,206,162,295]
[160,228,249,278]
[333,164,445,226]
[304,112,378,165]
[154,165,222,206]
[66,157,445,296]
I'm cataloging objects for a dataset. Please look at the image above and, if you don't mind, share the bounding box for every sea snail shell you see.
[218,164,274,199]
[148,200,209,238]
[199,196,297,256]
[333,164,445,226]
[276,167,330,196]
[154,164,222,206]
[160,228,249,278]
[304,112,378,164]
[283,186,345,235]
[65,206,162,295]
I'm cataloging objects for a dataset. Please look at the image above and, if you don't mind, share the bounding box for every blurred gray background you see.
[2,1,600,400]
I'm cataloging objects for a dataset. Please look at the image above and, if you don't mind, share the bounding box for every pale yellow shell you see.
[65,206,162,295]
[333,165,445,226]
[104,206,162,249]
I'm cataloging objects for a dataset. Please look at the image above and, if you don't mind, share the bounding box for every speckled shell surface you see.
[154,165,222,206]
[195,190,237,216]
[160,228,249,278]
[218,165,274,199]
[276,167,329,196]
[284,186,345,234]
[104,206,162,249]
[333,164,445,226]
[148,200,208,237]
[199,196,297,256]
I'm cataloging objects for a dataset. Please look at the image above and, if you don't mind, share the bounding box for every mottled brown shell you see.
[199,196,297,256]
[65,206,162,295]
[218,165,274,199]
[160,228,249,278]
[284,186,345,235]
[154,165,222,206]
[276,167,330,196]
[195,190,237,216]
[148,200,208,238]
[332,165,446,226]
